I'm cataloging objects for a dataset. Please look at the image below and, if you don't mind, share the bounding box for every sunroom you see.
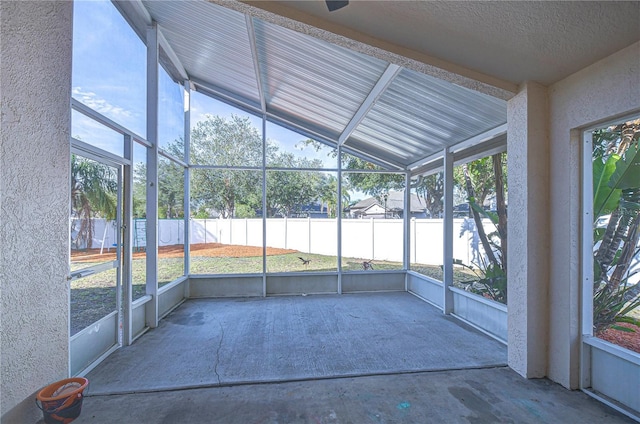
[2,1,639,422]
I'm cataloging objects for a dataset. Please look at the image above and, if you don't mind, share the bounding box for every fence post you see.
[307,216,311,254]
[370,217,375,260]
[284,217,288,249]
[411,217,417,264]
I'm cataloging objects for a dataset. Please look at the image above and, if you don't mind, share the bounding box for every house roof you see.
[351,191,426,214]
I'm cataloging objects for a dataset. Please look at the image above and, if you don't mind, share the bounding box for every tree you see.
[318,174,351,218]
[190,115,263,218]
[299,139,406,200]
[454,155,507,209]
[411,173,444,217]
[71,155,118,249]
[591,119,640,333]
[191,114,262,166]
[133,161,146,218]
[193,169,260,218]
[457,152,508,304]
[158,157,185,218]
[266,151,325,217]
[342,155,405,197]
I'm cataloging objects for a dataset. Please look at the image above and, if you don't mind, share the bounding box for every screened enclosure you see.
[69,0,511,377]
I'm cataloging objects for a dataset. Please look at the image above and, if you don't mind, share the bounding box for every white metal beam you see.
[194,75,405,172]
[158,29,188,82]
[146,23,160,328]
[581,129,594,388]
[158,148,188,168]
[338,64,401,146]
[409,124,508,175]
[408,150,444,173]
[183,81,191,282]
[261,117,268,296]
[246,16,266,114]
[72,98,148,145]
[122,134,134,346]
[112,0,152,42]
[403,172,411,276]
[453,134,507,166]
[191,77,262,116]
[340,143,406,171]
[442,148,454,314]
[71,138,132,168]
[449,123,507,154]
[337,145,343,294]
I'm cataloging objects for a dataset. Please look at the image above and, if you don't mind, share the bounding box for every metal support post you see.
[145,23,160,328]
[443,148,454,314]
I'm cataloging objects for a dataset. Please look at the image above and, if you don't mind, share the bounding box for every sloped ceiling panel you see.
[347,69,507,166]
[137,1,507,170]
[144,1,260,108]
[253,19,389,141]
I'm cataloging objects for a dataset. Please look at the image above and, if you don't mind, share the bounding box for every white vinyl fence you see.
[75,217,498,267]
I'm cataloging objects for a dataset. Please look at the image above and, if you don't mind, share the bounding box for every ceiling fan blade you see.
[326,1,349,12]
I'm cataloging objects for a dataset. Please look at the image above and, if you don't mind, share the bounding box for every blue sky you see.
[72,0,346,177]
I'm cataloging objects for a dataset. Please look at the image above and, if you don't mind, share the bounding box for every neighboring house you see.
[349,191,428,219]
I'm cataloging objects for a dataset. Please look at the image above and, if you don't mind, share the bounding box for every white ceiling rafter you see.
[408,151,443,174]
[338,63,401,146]
[449,123,507,155]
[453,134,507,166]
[112,0,152,42]
[341,146,406,172]
[408,124,507,174]
[158,29,188,82]
[245,16,266,114]
[191,77,262,116]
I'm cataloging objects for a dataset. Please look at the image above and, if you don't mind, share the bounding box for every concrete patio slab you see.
[74,367,635,424]
[85,292,506,395]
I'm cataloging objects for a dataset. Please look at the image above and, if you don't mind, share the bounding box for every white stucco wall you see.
[547,41,640,389]
[0,2,73,422]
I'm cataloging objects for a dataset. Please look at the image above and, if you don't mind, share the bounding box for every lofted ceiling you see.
[113,1,638,172]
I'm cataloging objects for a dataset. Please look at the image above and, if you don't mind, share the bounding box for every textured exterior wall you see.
[506,82,550,379]
[1,2,73,422]
[547,41,640,389]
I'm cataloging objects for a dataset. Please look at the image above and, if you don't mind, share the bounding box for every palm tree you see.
[71,155,118,249]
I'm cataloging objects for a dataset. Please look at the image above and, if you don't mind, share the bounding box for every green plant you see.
[453,259,507,304]
[457,152,508,304]
[591,119,640,334]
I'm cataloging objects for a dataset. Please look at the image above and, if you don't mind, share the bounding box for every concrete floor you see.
[85,292,506,395]
[65,293,635,423]
[73,367,635,424]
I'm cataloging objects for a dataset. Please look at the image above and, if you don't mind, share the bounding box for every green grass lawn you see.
[70,252,482,335]
[70,252,639,355]
[71,252,639,338]
[69,252,479,335]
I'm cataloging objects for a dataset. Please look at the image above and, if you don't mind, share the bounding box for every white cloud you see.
[72,87,134,121]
